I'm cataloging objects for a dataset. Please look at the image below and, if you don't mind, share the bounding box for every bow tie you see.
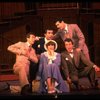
[69,52,73,58]
[69,52,73,54]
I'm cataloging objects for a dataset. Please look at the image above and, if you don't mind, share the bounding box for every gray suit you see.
[61,49,97,87]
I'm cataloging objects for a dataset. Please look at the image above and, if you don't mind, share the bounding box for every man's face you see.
[45,30,54,40]
[65,41,73,52]
[27,34,36,45]
[55,21,65,30]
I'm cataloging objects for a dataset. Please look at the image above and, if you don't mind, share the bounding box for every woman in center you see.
[36,40,69,94]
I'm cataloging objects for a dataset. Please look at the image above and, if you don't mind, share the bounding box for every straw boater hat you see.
[44,40,58,51]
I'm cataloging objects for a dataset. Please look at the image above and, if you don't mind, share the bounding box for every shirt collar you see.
[65,24,68,32]
[26,42,31,47]
[45,38,49,43]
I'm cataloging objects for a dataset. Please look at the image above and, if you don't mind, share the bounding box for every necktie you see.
[69,52,73,58]
[65,31,70,38]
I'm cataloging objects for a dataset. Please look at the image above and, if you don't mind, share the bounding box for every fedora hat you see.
[44,40,58,51]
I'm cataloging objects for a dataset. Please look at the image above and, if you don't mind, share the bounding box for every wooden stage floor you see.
[0,73,100,99]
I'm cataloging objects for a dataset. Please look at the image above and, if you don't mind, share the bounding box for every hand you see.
[37,54,40,59]
[67,76,72,84]
[94,66,100,72]
[35,36,40,41]
[76,48,81,52]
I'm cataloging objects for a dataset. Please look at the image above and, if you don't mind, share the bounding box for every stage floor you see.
[0,81,100,96]
[0,75,100,99]
[0,89,100,100]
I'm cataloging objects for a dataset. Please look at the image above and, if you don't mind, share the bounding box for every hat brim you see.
[44,40,58,51]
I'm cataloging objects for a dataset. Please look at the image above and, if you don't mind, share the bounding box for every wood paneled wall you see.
[0,2,25,20]
[37,9,78,31]
[0,25,26,67]
[91,3,100,9]
[37,2,78,9]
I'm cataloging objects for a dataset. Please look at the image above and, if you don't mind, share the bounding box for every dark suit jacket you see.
[33,38,46,54]
[61,49,94,78]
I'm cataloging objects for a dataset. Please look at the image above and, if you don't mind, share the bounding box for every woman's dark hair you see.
[46,41,56,49]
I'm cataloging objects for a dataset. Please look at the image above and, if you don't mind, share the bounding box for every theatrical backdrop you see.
[0,2,100,74]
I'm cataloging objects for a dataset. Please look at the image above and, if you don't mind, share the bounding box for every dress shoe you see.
[5,82,10,90]
[21,84,32,96]
[0,82,10,92]
[91,80,100,89]
[48,90,56,94]
[78,85,90,90]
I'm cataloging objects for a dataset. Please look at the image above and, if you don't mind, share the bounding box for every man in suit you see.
[7,33,38,95]
[61,38,100,90]
[33,29,55,56]
[53,19,90,60]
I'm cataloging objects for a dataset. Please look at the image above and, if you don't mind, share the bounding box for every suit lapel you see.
[65,51,73,64]
[73,50,79,67]
[40,38,45,51]
[67,24,72,38]
[66,50,78,68]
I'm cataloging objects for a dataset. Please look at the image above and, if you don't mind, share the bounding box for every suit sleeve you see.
[80,51,94,67]
[53,30,60,40]
[74,24,86,50]
[7,42,22,55]
[29,49,38,63]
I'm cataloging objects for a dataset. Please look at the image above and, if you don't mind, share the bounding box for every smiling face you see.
[27,34,36,46]
[45,30,54,40]
[65,41,73,53]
